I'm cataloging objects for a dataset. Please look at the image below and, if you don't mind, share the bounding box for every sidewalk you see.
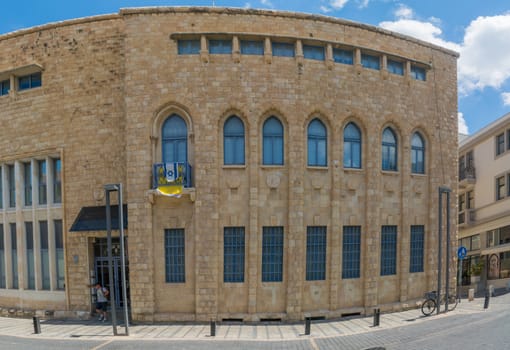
[0,294,505,341]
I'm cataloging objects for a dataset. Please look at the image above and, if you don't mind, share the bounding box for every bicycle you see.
[421,290,458,316]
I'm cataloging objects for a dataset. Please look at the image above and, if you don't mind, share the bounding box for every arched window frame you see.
[411,132,425,174]
[162,114,188,164]
[223,115,245,165]
[382,127,398,171]
[262,116,284,165]
[307,118,327,167]
[343,122,362,169]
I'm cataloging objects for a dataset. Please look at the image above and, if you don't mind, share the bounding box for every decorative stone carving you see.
[266,173,280,189]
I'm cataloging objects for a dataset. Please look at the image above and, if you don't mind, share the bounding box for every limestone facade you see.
[0,7,458,321]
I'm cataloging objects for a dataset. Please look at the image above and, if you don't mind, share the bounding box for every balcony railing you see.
[458,209,475,227]
[153,162,193,190]
[459,165,476,186]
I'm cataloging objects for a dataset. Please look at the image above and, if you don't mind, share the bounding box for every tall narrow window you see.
[496,133,505,156]
[307,119,327,166]
[162,114,187,164]
[272,42,295,57]
[164,229,185,283]
[342,226,361,279]
[10,223,18,289]
[223,227,245,283]
[0,79,10,96]
[55,220,65,290]
[382,127,397,171]
[410,225,424,273]
[343,122,361,169]
[263,117,284,165]
[306,226,327,281]
[24,162,32,206]
[411,132,425,174]
[40,221,50,290]
[0,167,3,209]
[223,116,245,165]
[209,39,232,54]
[53,158,62,203]
[0,225,5,288]
[380,225,397,276]
[25,222,35,290]
[38,160,47,205]
[8,165,15,208]
[496,176,505,200]
[261,227,284,282]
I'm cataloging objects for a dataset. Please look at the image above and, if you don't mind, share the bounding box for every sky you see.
[1,0,510,135]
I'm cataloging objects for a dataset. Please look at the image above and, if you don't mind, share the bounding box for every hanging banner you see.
[155,163,185,197]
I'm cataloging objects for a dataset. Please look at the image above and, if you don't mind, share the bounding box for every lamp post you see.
[438,186,452,314]
[105,183,129,336]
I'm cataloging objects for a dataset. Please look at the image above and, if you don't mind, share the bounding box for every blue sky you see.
[2,0,510,135]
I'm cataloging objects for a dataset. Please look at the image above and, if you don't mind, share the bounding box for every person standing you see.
[94,282,109,322]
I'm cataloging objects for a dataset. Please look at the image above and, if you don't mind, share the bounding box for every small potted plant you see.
[470,260,484,284]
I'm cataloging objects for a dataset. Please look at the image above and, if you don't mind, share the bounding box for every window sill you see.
[260,164,285,169]
[222,165,246,169]
[381,170,399,176]
[306,166,329,171]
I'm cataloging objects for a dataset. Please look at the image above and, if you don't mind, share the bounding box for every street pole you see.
[437,187,442,315]
[105,190,118,335]
[445,190,451,312]
[438,186,451,314]
[118,184,130,335]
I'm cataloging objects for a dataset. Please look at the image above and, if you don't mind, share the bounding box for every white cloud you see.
[357,0,369,9]
[458,112,469,135]
[244,2,251,8]
[394,4,413,19]
[260,0,274,8]
[458,15,510,95]
[330,0,349,10]
[502,92,510,106]
[320,5,332,13]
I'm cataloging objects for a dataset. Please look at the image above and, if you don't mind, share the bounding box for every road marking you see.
[91,339,115,350]
[310,337,320,350]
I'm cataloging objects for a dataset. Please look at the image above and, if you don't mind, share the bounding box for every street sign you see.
[458,246,467,259]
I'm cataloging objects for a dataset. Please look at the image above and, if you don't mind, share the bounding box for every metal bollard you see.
[33,316,41,334]
[210,319,216,337]
[373,308,380,327]
[484,290,490,309]
[304,317,311,335]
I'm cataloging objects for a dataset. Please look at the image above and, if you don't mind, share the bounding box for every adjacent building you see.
[458,112,510,293]
[0,7,458,321]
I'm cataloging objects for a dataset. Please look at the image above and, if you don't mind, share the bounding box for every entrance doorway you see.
[93,238,130,308]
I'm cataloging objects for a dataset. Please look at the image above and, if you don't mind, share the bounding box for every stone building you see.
[458,112,510,294]
[0,7,458,321]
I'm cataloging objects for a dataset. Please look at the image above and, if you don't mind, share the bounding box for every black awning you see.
[70,205,128,232]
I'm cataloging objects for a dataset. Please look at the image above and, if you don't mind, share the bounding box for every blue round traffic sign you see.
[458,246,467,259]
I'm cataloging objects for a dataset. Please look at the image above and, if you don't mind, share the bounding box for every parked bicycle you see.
[421,290,458,316]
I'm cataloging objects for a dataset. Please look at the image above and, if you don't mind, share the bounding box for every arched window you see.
[162,114,187,163]
[307,118,327,166]
[263,116,284,165]
[382,127,397,171]
[343,122,361,169]
[223,116,245,165]
[411,132,425,174]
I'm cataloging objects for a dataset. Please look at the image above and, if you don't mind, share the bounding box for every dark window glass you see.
[306,226,327,281]
[162,114,187,164]
[381,225,397,276]
[342,226,361,279]
[240,40,264,55]
[165,229,185,283]
[18,72,41,90]
[261,227,284,282]
[272,42,295,57]
[8,165,15,208]
[496,133,505,156]
[263,116,284,165]
[361,53,380,70]
[38,160,47,205]
[24,162,32,206]
[10,223,18,289]
[307,118,327,166]
[0,224,5,288]
[303,45,325,61]
[177,40,200,55]
[53,158,62,203]
[410,225,424,273]
[343,122,361,169]
[209,39,232,54]
[333,48,353,65]
[26,222,35,289]
[496,176,505,200]
[55,220,64,290]
[0,168,3,209]
[411,132,425,174]
[411,65,426,81]
[387,59,404,75]
[382,128,398,171]
[224,227,245,283]
[40,221,50,290]
[223,116,245,165]
[0,80,9,96]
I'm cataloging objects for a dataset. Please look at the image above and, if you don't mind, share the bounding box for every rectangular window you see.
[240,40,264,55]
[25,222,35,290]
[177,40,200,55]
[8,165,15,208]
[411,65,426,81]
[507,130,510,151]
[0,79,9,96]
[55,220,65,290]
[0,224,5,288]
[261,227,284,282]
[410,225,424,273]
[496,133,505,156]
[467,190,474,209]
[209,39,232,54]
[458,193,465,212]
[224,227,245,283]
[24,162,32,206]
[303,45,325,61]
[39,221,50,290]
[18,72,42,91]
[342,226,361,279]
[53,158,62,203]
[471,234,480,250]
[496,176,505,200]
[380,225,397,276]
[272,42,295,57]
[361,53,380,70]
[333,48,353,65]
[387,59,404,75]
[10,223,18,289]
[306,226,327,281]
[38,160,47,205]
[164,228,185,283]
[508,174,510,197]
